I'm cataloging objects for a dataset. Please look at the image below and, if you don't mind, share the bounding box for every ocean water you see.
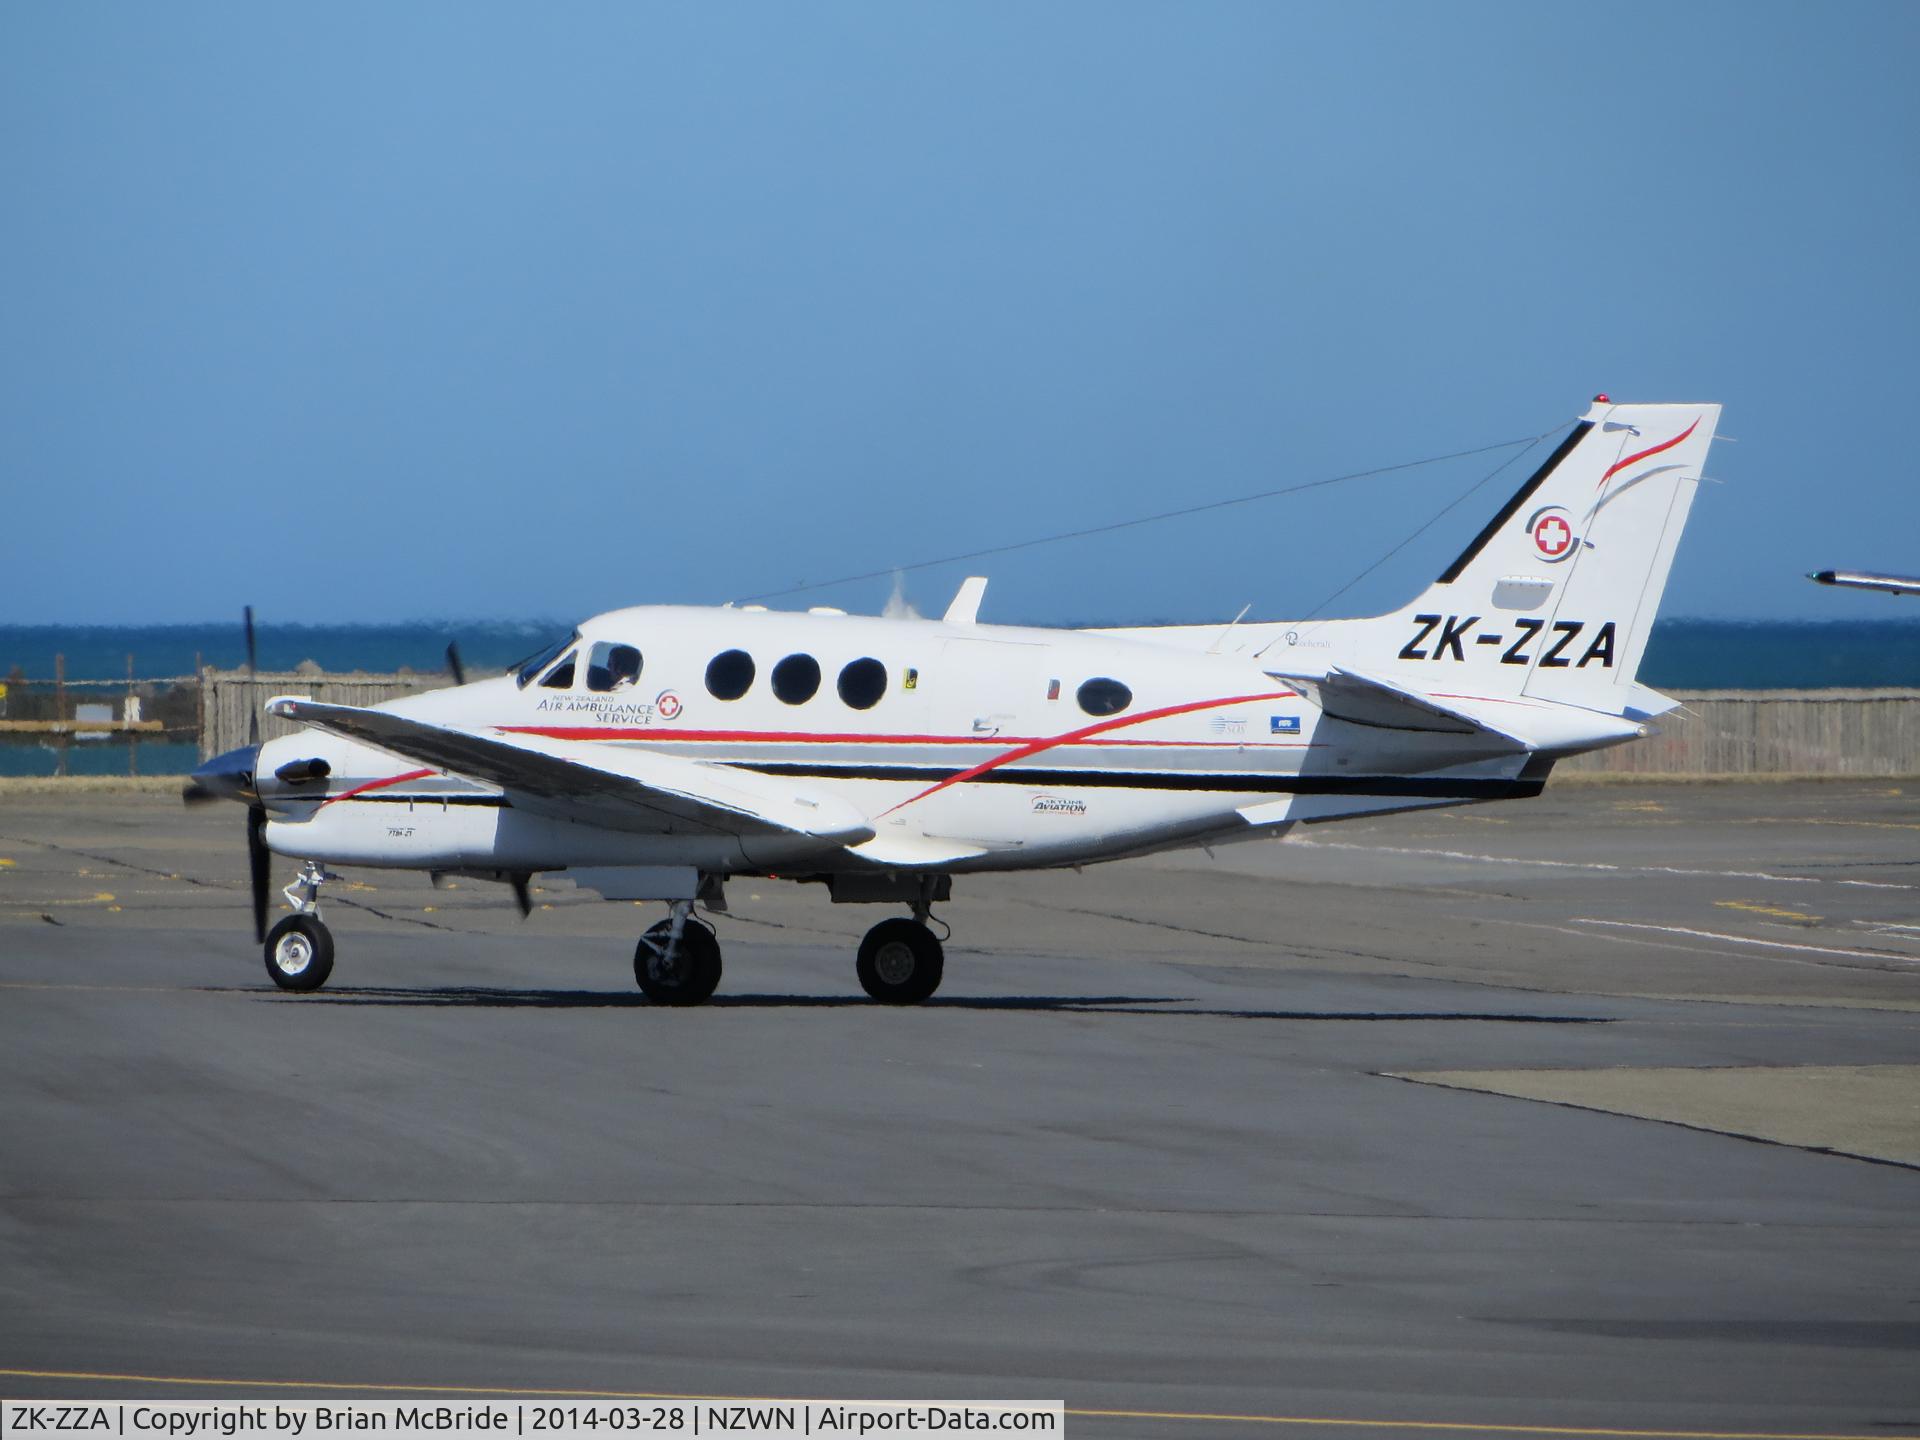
[0,620,568,683]
[2,617,1917,776]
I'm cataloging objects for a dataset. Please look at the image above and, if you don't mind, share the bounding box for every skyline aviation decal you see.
[1399,614,1616,669]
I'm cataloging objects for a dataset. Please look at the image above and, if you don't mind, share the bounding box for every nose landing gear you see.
[264,861,339,991]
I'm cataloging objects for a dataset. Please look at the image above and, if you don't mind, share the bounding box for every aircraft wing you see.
[266,698,875,845]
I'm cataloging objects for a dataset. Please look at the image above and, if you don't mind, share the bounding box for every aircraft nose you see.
[183,744,261,805]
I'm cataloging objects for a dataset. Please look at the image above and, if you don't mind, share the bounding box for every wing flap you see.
[269,698,875,844]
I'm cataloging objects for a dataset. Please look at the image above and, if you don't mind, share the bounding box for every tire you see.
[264,914,334,992]
[634,918,723,1006]
[856,918,944,1005]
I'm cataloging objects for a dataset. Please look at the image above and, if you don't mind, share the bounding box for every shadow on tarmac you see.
[236,985,1609,1022]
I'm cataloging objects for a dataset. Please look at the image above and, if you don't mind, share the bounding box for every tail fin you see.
[1346,398,1718,717]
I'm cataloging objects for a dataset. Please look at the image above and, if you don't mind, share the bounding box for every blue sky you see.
[3,2,1916,626]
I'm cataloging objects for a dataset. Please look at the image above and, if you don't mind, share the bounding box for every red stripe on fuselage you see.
[878,690,1298,814]
[501,727,1015,745]
[504,692,1299,811]
[320,768,434,806]
[1600,417,1699,486]
[498,725,1294,749]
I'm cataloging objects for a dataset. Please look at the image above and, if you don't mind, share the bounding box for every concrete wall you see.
[203,672,1920,777]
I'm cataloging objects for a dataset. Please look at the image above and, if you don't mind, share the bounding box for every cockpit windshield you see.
[513,631,580,688]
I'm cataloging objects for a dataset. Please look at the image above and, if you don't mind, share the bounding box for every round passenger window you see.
[1076,677,1132,717]
[837,657,888,711]
[705,649,756,701]
[771,653,821,706]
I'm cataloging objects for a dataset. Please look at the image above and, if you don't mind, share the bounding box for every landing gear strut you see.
[264,861,337,991]
[855,877,946,1004]
[634,899,723,1006]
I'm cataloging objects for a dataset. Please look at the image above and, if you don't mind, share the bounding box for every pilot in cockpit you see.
[585,642,642,693]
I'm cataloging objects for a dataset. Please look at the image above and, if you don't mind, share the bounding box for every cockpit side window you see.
[514,632,579,688]
[539,650,578,689]
[586,642,643,693]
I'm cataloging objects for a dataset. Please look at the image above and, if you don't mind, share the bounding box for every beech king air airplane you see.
[186,397,1719,1004]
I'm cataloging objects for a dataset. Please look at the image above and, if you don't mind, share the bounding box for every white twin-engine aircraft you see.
[188,398,1719,1004]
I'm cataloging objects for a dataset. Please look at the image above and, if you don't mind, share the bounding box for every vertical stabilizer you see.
[1339,398,1718,716]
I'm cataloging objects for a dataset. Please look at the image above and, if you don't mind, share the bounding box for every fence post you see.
[127,652,137,777]
[54,653,67,777]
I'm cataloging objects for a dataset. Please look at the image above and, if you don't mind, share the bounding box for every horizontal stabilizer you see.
[1272,665,1645,755]
[1272,666,1529,748]
[268,698,875,845]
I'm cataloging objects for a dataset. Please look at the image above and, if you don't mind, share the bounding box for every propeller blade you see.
[247,803,270,943]
[244,605,259,747]
[446,642,466,686]
[511,874,532,919]
[181,779,218,805]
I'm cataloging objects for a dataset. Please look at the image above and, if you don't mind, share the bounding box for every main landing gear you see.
[849,874,947,1005]
[628,876,948,1007]
[633,900,723,1006]
[265,861,338,991]
[855,917,945,1005]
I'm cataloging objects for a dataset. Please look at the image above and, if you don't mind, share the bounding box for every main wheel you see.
[856,918,944,1004]
[634,918,723,1006]
[264,914,334,992]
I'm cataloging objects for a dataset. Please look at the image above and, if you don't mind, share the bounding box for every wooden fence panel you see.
[198,671,452,759]
[1557,690,1920,775]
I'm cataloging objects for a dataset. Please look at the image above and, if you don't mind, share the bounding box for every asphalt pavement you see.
[1,781,1916,1437]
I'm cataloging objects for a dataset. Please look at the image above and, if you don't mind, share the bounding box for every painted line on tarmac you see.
[1287,840,1916,890]
[1571,919,1920,967]
[0,1370,1910,1440]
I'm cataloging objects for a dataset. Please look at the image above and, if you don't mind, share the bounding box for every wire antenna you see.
[735,428,1554,606]
[1265,426,1559,654]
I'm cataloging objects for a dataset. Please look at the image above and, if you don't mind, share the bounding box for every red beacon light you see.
[1593,393,1611,404]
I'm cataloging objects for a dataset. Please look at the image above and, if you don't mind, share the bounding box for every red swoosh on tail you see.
[1600,417,1699,487]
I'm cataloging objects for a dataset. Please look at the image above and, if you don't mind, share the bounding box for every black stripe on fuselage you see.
[738,762,1540,799]
[327,794,511,807]
[1434,420,1593,585]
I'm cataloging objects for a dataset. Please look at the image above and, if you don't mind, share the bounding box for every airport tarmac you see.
[1,781,1916,1437]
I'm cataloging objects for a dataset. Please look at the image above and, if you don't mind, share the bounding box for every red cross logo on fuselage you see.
[1531,510,1574,561]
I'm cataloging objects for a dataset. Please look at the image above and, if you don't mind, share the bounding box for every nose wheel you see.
[856,918,945,1004]
[262,861,339,991]
[264,913,334,991]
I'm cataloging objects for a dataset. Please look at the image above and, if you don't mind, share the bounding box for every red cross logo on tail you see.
[1527,506,1576,564]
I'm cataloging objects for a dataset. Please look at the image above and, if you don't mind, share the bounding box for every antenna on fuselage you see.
[942,576,988,625]
[1207,603,1253,654]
